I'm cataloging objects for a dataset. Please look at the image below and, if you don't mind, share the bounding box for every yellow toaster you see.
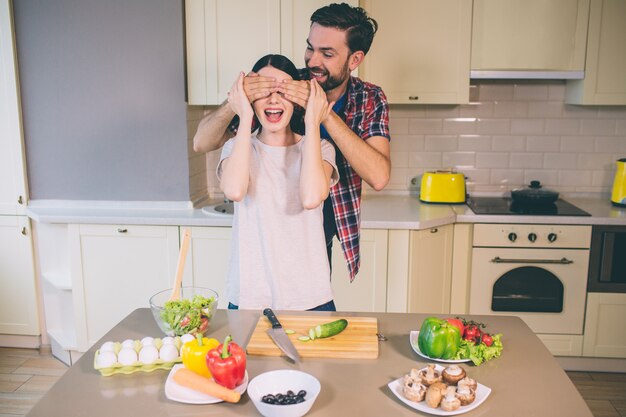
[420,170,466,204]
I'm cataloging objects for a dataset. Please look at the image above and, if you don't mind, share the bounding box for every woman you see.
[218,54,339,311]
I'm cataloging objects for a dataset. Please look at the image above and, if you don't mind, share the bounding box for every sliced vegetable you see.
[172,367,241,403]
[306,319,348,340]
[285,329,295,335]
[297,336,310,342]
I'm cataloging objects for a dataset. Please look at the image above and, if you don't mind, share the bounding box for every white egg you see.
[100,341,116,353]
[140,336,155,346]
[138,345,159,364]
[121,339,136,349]
[159,344,179,362]
[180,334,194,345]
[117,347,138,366]
[161,336,175,345]
[96,351,117,368]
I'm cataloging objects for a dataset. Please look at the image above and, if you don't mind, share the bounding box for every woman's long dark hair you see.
[251,54,305,135]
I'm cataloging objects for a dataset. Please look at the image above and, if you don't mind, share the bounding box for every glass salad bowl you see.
[149,287,219,337]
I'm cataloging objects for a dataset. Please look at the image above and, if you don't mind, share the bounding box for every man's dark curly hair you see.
[310,3,378,55]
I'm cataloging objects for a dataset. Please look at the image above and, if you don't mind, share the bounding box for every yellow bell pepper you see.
[181,334,220,377]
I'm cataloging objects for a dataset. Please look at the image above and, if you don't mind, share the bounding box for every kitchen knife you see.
[263,308,301,362]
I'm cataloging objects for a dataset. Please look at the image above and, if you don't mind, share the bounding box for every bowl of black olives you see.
[247,370,321,417]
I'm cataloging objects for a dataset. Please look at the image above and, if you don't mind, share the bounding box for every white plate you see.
[410,331,471,364]
[165,364,248,404]
[388,364,491,416]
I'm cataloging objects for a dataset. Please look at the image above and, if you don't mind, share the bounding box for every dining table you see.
[26,308,593,417]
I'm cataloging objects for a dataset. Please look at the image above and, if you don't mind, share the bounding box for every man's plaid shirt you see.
[321,75,390,281]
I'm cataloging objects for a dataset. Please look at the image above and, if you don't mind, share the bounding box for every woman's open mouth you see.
[264,109,284,123]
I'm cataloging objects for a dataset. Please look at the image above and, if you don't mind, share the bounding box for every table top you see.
[27,309,593,417]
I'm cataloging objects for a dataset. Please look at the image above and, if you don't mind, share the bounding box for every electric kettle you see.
[611,158,626,206]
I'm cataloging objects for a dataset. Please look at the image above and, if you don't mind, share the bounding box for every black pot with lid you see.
[511,180,559,205]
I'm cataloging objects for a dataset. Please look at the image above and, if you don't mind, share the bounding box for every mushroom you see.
[458,376,477,391]
[440,386,461,411]
[425,382,447,408]
[402,374,427,402]
[456,378,476,406]
[442,365,466,385]
[418,364,443,386]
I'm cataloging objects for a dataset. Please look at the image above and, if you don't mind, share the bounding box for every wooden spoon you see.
[169,228,191,302]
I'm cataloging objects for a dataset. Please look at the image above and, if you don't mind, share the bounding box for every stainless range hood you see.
[470,70,585,80]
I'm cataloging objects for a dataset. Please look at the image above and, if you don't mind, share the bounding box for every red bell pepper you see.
[206,335,246,389]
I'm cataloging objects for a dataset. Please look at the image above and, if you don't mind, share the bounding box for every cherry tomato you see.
[482,333,494,347]
[464,326,479,341]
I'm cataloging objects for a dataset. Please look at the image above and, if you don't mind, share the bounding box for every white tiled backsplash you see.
[188,81,626,203]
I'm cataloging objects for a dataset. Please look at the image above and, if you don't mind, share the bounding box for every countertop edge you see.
[25,196,625,229]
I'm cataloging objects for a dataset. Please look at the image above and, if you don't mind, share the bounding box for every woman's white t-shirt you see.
[217,135,339,310]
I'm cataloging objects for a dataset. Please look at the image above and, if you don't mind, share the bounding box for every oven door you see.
[469,247,589,334]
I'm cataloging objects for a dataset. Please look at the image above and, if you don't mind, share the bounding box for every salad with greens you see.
[160,295,217,336]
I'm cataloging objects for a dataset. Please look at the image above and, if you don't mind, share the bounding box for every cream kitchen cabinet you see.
[185,0,281,105]
[471,0,589,77]
[185,0,359,105]
[183,226,232,309]
[70,224,180,351]
[566,0,626,105]
[387,225,456,314]
[359,0,472,104]
[0,1,39,344]
[0,216,40,336]
[406,225,454,314]
[0,0,28,216]
[583,292,626,358]
[331,230,388,312]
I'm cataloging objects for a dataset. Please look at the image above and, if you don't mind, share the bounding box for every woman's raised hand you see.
[227,72,254,121]
[304,79,333,127]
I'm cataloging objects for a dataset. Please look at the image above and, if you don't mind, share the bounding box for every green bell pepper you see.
[417,317,461,359]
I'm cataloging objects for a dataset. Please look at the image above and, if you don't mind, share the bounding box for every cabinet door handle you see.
[117,228,128,233]
[491,256,573,265]
[21,227,27,235]
[430,228,438,233]
[17,195,23,205]
[409,96,420,101]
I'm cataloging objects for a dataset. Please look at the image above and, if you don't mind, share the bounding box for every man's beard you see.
[310,59,350,92]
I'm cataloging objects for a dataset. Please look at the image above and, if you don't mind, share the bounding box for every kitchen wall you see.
[191,80,626,199]
[14,0,191,202]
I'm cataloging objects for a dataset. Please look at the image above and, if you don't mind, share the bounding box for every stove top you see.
[466,197,591,216]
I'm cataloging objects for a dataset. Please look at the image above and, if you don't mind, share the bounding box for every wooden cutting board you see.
[246,315,379,359]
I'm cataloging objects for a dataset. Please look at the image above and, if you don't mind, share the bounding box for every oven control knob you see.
[508,232,517,242]
[528,233,537,242]
[548,233,558,242]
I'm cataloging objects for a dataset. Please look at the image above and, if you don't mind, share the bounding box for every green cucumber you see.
[307,319,348,340]
[298,336,310,342]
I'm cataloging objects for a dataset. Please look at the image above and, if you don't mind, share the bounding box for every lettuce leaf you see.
[453,333,503,366]
[160,295,216,335]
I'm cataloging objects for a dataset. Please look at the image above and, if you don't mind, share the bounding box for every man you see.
[193,3,391,281]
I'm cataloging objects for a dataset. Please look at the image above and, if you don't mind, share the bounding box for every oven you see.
[469,224,592,335]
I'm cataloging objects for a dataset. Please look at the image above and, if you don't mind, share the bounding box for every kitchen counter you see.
[26,194,625,229]
[27,308,592,417]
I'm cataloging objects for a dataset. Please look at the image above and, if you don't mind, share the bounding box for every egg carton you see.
[93,350,181,376]
[93,336,186,376]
